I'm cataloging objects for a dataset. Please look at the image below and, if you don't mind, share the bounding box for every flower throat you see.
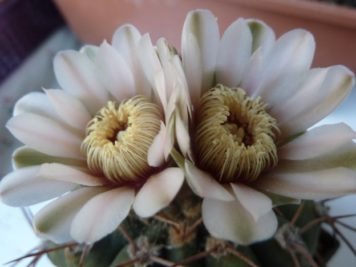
[194,85,279,183]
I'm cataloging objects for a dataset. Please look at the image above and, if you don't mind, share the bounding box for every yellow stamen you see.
[195,85,279,183]
[81,96,162,184]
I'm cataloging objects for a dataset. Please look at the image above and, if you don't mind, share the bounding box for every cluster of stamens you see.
[81,96,162,184]
[194,84,279,183]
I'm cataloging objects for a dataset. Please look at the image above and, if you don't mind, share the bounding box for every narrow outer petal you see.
[0,166,75,206]
[71,187,135,244]
[182,9,219,95]
[256,167,356,200]
[230,183,272,222]
[202,198,278,245]
[279,123,356,160]
[45,89,91,131]
[184,161,234,201]
[133,168,184,218]
[39,163,104,186]
[6,113,83,159]
[34,187,106,243]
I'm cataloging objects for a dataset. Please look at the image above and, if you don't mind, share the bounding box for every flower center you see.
[194,85,279,183]
[81,96,162,184]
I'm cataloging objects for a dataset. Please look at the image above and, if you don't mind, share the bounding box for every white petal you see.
[138,34,167,109]
[148,122,167,167]
[45,89,91,131]
[279,123,356,160]
[256,167,356,200]
[230,183,272,222]
[271,68,328,122]
[253,29,315,102]
[247,19,276,54]
[112,24,141,64]
[54,50,109,113]
[0,166,75,207]
[133,168,184,218]
[216,19,252,87]
[184,161,234,201]
[13,92,58,120]
[6,113,83,159]
[112,24,151,97]
[279,65,355,137]
[182,10,219,95]
[80,45,98,61]
[39,163,104,186]
[71,187,135,243]
[241,48,265,95]
[175,112,191,157]
[182,33,203,106]
[95,41,136,101]
[202,198,278,245]
[34,187,106,243]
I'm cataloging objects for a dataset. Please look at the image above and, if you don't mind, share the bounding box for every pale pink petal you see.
[182,10,219,94]
[13,92,58,120]
[184,161,234,201]
[202,198,278,245]
[71,187,135,243]
[256,167,356,200]
[34,187,106,243]
[133,168,184,218]
[230,183,272,222]
[45,89,91,131]
[279,65,355,138]
[148,122,167,167]
[6,113,83,159]
[279,123,356,160]
[95,41,136,101]
[0,166,75,207]
[39,163,104,186]
[241,48,265,95]
[252,30,315,102]
[54,50,109,113]
[216,19,252,87]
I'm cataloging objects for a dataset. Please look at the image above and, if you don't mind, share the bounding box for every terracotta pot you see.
[54,0,356,71]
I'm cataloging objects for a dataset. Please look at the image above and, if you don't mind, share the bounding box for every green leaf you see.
[264,191,300,207]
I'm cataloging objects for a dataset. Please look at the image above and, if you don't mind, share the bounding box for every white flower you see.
[0,25,186,244]
[178,9,356,245]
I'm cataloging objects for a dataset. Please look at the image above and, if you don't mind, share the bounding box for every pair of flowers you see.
[1,9,356,246]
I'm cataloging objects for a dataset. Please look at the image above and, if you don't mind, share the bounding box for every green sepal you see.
[264,191,300,207]
[46,242,68,267]
[109,245,133,267]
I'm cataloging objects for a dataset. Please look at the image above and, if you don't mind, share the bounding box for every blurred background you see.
[0,0,356,266]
